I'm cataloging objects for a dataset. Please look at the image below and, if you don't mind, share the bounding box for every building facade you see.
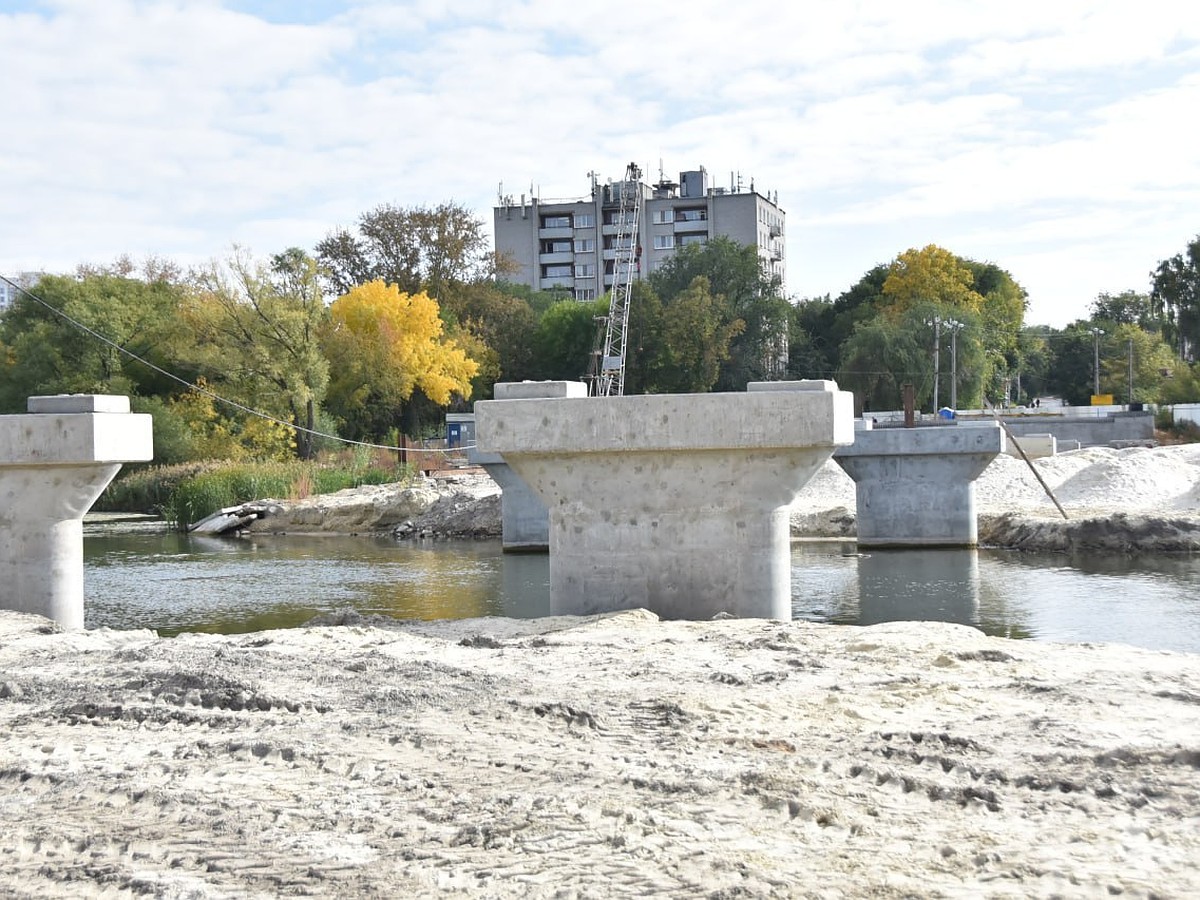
[494,166,786,300]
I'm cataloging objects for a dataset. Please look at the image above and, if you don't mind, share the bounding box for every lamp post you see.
[925,316,942,411]
[1090,327,1105,397]
[946,319,963,410]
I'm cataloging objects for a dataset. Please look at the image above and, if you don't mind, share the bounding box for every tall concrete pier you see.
[476,382,854,619]
[834,423,1004,548]
[0,395,153,629]
[468,381,586,552]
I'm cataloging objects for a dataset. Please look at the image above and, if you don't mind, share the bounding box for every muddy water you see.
[82,528,1200,654]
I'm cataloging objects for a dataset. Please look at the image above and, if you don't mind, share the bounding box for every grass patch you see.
[98,455,413,531]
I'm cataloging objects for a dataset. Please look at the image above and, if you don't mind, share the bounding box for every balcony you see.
[540,275,574,290]
[674,218,709,233]
[539,251,573,265]
[538,227,573,240]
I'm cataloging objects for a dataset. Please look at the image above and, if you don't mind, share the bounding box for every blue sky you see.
[2,0,1198,326]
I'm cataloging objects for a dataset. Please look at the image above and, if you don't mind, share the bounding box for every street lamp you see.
[1090,327,1105,397]
[945,319,964,410]
[925,316,942,411]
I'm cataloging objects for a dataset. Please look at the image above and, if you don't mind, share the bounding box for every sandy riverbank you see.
[5,444,1200,897]
[2,608,1199,898]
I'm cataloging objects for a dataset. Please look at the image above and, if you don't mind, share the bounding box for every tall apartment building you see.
[493,165,785,300]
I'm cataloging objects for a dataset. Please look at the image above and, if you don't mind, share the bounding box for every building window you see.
[653,234,675,250]
[574,213,595,228]
[574,264,596,278]
[541,239,572,254]
[653,209,673,224]
[542,264,572,278]
[541,214,571,229]
[575,288,596,301]
[574,238,596,253]
[604,210,636,227]
[678,234,707,246]
[676,208,707,222]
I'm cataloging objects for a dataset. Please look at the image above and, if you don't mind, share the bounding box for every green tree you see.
[835,316,929,414]
[315,202,491,300]
[795,267,892,381]
[1150,235,1200,360]
[623,277,743,394]
[649,237,790,390]
[1091,290,1160,331]
[530,298,607,382]
[0,272,183,413]
[440,282,538,390]
[180,248,330,458]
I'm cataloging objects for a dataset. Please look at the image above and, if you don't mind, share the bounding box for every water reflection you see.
[854,549,980,626]
[82,530,1200,654]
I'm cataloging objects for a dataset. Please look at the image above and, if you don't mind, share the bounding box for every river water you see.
[80,525,1200,655]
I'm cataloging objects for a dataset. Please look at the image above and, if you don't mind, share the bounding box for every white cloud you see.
[1,0,1197,329]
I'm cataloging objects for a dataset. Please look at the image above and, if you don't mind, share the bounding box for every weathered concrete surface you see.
[476,386,854,619]
[469,383,587,552]
[834,422,1004,548]
[0,395,153,628]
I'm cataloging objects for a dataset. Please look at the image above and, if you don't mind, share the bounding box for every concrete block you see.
[834,423,1004,548]
[27,394,132,414]
[746,379,840,393]
[0,396,154,629]
[494,381,588,400]
[476,388,855,619]
[1007,433,1056,459]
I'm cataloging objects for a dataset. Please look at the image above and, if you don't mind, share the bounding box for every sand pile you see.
[2,608,1198,898]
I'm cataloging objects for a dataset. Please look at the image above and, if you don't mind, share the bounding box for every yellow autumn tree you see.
[321,281,478,441]
[880,244,984,317]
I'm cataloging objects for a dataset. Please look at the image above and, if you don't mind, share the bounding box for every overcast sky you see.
[2,0,1197,326]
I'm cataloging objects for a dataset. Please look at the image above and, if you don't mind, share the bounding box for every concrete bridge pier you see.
[469,381,586,552]
[0,395,154,629]
[475,381,854,620]
[834,423,1005,548]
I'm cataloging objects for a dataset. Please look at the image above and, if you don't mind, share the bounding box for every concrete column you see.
[833,423,1004,548]
[469,382,588,553]
[0,395,153,629]
[475,382,854,620]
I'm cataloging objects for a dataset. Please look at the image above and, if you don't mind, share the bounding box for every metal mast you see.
[590,162,641,397]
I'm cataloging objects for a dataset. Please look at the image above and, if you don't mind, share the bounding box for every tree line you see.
[2,202,1198,466]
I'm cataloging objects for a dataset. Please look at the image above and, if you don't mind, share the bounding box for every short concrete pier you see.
[0,395,153,629]
[468,382,586,552]
[475,382,854,619]
[834,423,1004,548]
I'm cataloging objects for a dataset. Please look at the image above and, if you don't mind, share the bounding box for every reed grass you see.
[98,457,412,531]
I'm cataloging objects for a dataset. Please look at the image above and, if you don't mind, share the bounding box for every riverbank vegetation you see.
[96,452,410,531]
[2,203,1198,467]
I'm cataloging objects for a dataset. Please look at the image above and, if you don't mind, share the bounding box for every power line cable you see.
[0,273,471,456]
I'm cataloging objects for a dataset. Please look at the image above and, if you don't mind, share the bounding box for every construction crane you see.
[587,162,642,397]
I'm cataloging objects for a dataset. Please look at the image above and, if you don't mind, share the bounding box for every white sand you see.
[2,607,1199,898]
[4,445,1200,897]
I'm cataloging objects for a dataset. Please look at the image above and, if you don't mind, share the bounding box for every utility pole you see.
[1090,327,1105,397]
[946,319,963,410]
[1127,337,1134,405]
[926,316,941,411]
